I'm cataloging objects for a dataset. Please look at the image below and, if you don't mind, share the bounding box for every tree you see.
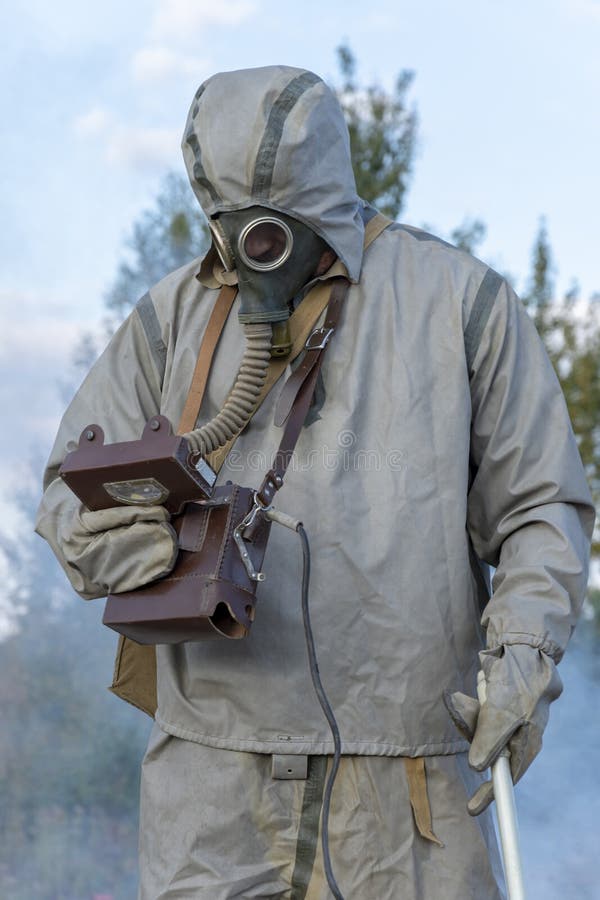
[523,222,600,554]
[449,218,487,255]
[105,171,210,326]
[334,43,417,220]
[72,172,210,373]
[522,217,554,338]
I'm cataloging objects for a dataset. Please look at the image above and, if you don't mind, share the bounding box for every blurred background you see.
[1,1,599,897]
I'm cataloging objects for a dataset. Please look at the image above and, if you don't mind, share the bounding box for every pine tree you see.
[335,43,417,219]
[523,222,600,552]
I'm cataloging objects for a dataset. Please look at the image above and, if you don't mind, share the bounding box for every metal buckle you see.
[232,492,271,582]
[305,327,334,351]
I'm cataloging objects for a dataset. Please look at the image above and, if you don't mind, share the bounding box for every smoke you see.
[516,630,600,899]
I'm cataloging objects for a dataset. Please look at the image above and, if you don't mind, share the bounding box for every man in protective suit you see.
[36,66,594,899]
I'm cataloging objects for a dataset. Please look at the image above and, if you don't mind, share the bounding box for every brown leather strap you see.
[274,324,326,427]
[256,278,350,507]
[363,210,392,247]
[403,758,444,847]
[177,284,238,435]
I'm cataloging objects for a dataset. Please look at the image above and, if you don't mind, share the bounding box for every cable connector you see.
[264,507,302,532]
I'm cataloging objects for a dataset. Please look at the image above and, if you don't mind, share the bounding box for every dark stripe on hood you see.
[252,71,321,200]
[184,85,221,204]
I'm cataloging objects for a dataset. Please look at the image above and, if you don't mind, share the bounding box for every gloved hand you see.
[58,503,179,598]
[444,643,562,815]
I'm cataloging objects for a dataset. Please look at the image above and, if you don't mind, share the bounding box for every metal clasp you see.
[232,491,271,582]
[305,327,334,351]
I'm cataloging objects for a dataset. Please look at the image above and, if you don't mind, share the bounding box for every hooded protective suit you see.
[36,66,594,899]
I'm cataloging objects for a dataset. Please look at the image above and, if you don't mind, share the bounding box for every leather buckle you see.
[305,327,334,351]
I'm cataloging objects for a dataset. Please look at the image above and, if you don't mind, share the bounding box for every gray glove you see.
[58,503,179,597]
[444,643,562,815]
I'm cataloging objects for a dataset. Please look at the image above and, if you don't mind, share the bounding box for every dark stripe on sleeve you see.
[464,269,504,375]
[290,756,328,899]
[388,222,453,247]
[135,292,167,383]
[252,72,321,199]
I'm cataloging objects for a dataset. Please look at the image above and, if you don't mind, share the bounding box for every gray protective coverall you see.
[36,66,594,898]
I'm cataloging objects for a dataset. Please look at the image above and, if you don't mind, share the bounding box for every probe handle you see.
[477,671,526,900]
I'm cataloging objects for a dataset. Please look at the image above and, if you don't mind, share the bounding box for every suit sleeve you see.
[35,297,165,599]
[466,275,595,662]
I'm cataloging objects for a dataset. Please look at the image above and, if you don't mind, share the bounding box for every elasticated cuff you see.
[485,631,564,663]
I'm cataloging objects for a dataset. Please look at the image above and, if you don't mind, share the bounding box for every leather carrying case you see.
[102,484,271,643]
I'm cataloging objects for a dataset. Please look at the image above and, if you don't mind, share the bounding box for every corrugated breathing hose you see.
[184,323,272,455]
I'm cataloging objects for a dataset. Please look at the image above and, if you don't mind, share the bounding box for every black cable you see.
[298,524,345,900]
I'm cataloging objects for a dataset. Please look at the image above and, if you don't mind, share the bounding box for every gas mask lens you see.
[238,218,293,271]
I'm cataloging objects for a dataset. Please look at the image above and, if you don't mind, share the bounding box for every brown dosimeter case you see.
[59,415,216,516]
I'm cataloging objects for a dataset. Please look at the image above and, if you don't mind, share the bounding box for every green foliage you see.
[522,218,554,337]
[449,218,487,254]
[587,588,600,633]
[334,44,417,219]
[522,222,600,556]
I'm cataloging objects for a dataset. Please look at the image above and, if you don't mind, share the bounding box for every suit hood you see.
[182,65,364,283]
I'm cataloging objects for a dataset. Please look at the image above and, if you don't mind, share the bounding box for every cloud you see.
[131,46,208,84]
[150,0,258,40]
[71,0,257,171]
[0,290,84,364]
[105,125,181,170]
[72,106,113,138]
[72,107,180,171]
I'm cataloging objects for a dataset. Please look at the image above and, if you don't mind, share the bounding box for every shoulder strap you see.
[256,277,350,507]
[177,284,237,435]
[363,210,392,246]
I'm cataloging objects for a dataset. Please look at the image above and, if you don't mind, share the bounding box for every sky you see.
[1,0,600,507]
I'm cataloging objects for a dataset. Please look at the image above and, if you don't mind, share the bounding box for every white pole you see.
[477,671,526,900]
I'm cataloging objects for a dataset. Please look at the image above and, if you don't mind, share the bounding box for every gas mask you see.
[173,208,329,459]
[208,206,329,327]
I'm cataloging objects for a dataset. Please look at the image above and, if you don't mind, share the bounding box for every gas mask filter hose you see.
[184,322,272,456]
